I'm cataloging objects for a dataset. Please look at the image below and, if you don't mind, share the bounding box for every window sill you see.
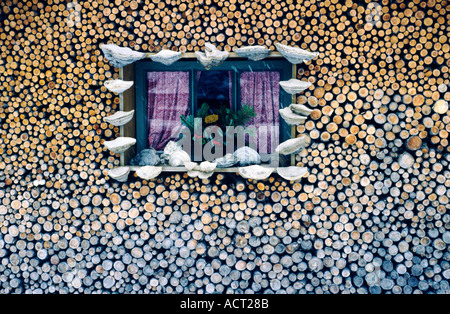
[128,164,279,173]
[109,164,307,182]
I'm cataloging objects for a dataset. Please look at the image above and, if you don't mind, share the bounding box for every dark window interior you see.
[196,70,233,112]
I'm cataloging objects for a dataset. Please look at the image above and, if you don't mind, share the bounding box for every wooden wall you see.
[0,0,449,294]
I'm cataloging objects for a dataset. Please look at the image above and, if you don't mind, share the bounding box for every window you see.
[121,53,296,168]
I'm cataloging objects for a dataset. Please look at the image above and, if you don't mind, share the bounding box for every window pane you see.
[147,71,190,151]
[240,71,280,154]
[196,70,233,111]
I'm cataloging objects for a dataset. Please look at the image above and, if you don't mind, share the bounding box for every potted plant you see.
[180,102,256,160]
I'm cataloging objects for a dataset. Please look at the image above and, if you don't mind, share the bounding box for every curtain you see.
[240,71,280,153]
[147,71,190,150]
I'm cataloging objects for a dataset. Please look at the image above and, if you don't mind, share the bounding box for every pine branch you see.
[233,104,256,126]
[180,114,194,132]
[197,102,210,118]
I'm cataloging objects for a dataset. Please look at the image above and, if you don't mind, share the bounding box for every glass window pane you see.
[147,71,190,151]
[196,70,233,111]
[240,71,280,154]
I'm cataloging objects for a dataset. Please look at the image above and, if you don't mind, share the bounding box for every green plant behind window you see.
[180,102,256,147]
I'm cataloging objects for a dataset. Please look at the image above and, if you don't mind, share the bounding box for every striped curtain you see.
[240,71,280,153]
[147,71,190,151]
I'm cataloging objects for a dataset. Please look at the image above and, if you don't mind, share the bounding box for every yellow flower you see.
[205,114,219,124]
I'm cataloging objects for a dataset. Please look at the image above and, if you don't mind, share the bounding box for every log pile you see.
[0,0,449,294]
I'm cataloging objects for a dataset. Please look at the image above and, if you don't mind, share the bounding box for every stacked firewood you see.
[0,0,449,294]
